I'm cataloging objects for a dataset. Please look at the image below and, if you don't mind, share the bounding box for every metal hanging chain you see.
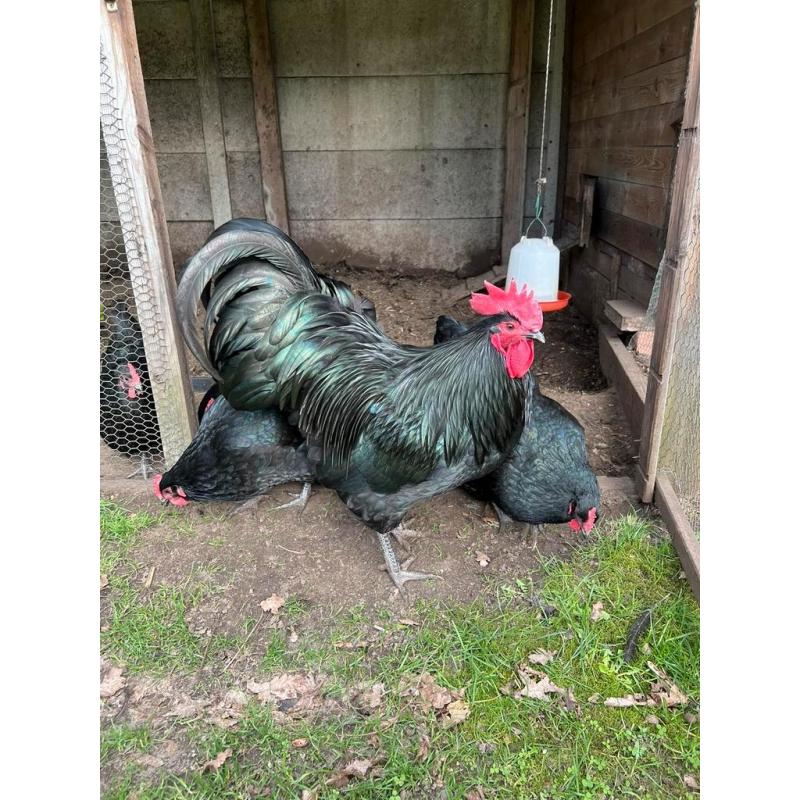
[525,0,556,239]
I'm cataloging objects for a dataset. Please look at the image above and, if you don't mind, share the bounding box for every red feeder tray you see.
[540,291,571,313]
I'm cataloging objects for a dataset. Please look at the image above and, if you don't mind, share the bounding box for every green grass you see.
[103,513,699,799]
[101,500,239,675]
[101,724,153,762]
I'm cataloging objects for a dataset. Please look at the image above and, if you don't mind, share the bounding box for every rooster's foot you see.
[228,496,263,517]
[377,531,440,589]
[492,503,514,532]
[274,482,312,515]
[392,524,423,552]
[127,454,155,481]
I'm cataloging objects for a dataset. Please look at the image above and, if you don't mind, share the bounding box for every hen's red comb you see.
[469,280,543,330]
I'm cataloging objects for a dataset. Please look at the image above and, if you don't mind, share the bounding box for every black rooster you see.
[100,302,159,478]
[176,219,545,588]
[156,220,378,512]
[434,315,600,540]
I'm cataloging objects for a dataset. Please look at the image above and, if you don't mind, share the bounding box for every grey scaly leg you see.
[522,523,544,550]
[228,496,264,517]
[492,503,514,532]
[377,531,441,590]
[274,482,312,514]
[128,453,154,480]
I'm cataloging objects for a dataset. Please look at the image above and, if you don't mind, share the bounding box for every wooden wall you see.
[130,0,564,276]
[563,0,695,322]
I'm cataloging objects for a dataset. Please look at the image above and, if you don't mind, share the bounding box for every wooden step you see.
[604,298,647,332]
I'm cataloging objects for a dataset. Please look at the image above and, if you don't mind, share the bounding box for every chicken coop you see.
[99,0,700,592]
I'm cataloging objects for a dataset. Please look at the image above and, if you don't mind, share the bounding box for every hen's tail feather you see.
[176,220,320,379]
[434,315,468,344]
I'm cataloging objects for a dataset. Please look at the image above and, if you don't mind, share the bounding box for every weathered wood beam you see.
[501,0,536,265]
[189,0,233,228]
[100,0,197,465]
[637,5,700,503]
[244,0,289,231]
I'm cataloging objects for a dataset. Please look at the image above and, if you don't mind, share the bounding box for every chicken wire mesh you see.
[101,40,187,478]
[657,203,700,534]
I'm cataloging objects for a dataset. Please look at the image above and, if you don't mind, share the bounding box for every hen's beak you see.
[526,331,546,343]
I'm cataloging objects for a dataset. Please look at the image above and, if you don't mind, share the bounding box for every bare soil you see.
[101,268,639,635]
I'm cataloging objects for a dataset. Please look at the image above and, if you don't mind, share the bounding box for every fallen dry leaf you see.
[647,661,688,707]
[475,551,491,567]
[325,757,377,787]
[100,665,126,698]
[466,789,487,800]
[333,640,369,650]
[354,682,386,713]
[587,693,601,704]
[590,601,608,622]
[397,618,420,626]
[644,714,661,725]
[684,774,699,791]
[259,594,285,615]
[100,574,109,590]
[441,698,470,728]
[292,738,309,749]
[401,672,457,711]
[288,628,299,644]
[300,790,317,800]
[684,711,698,724]
[416,734,430,761]
[527,649,555,665]
[604,694,654,708]
[247,672,325,713]
[142,565,155,589]
[202,749,232,773]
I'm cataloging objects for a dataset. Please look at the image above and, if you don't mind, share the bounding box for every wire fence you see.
[100,41,173,478]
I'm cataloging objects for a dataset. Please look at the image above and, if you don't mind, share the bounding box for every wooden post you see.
[100,0,197,466]
[542,0,567,237]
[189,0,233,228]
[244,0,290,231]
[637,6,700,503]
[501,0,536,266]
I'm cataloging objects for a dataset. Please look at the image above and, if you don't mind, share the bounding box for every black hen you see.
[177,219,544,587]
[435,315,600,536]
[155,386,313,508]
[100,302,159,478]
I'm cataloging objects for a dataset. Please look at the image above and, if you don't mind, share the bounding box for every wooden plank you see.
[570,56,688,123]
[655,471,700,598]
[618,255,658,306]
[579,174,596,246]
[572,7,693,96]
[605,298,646,331]
[541,0,567,237]
[567,145,677,188]
[572,0,692,68]
[244,0,289,231]
[594,178,669,228]
[594,207,662,266]
[501,0,536,266]
[100,0,197,465]
[189,0,232,228]
[608,252,621,298]
[598,324,647,435]
[568,102,683,150]
[637,6,699,503]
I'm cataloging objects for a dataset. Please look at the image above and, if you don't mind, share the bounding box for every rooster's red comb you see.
[469,280,543,331]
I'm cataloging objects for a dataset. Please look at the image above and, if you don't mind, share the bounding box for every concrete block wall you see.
[131,0,560,275]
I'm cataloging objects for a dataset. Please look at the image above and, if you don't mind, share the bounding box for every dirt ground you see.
[101,267,640,628]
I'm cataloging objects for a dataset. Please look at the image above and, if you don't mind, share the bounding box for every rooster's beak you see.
[526,331,546,343]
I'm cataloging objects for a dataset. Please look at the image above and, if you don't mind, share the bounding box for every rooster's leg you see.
[377,531,441,589]
[127,454,155,480]
[492,503,514,532]
[274,482,312,514]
